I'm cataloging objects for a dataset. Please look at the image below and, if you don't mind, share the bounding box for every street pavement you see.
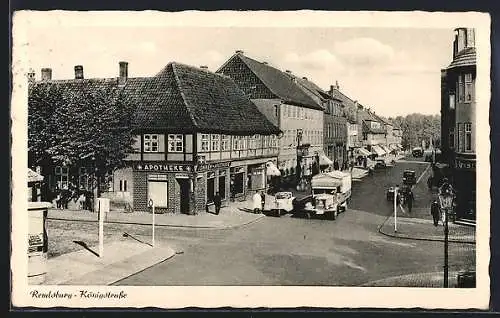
[109,160,474,286]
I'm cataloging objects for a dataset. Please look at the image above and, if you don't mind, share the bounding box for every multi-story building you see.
[217,51,325,180]
[440,27,476,221]
[29,61,281,214]
[358,108,388,158]
[283,74,348,168]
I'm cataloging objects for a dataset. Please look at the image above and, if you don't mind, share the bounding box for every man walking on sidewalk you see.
[213,192,222,215]
[431,200,440,226]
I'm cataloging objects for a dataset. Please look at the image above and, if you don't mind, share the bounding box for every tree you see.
[28,82,136,199]
[388,113,441,150]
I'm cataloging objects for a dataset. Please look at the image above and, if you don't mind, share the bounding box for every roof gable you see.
[218,54,323,110]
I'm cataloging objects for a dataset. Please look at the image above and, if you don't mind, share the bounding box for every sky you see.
[24,26,455,117]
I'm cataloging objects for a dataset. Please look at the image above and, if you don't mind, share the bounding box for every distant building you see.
[29,62,281,214]
[440,28,476,221]
[217,51,325,179]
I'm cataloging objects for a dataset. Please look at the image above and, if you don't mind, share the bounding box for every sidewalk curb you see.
[48,212,265,230]
[377,215,475,245]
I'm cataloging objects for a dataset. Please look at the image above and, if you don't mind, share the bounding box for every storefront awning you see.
[355,147,371,157]
[319,154,334,166]
[371,145,386,156]
[28,168,44,183]
[266,161,281,176]
[380,145,391,153]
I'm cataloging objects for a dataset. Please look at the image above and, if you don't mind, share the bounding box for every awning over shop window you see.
[355,147,371,157]
[266,161,281,177]
[380,145,391,153]
[28,168,44,183]
[371,145,386,157]
[319,154,334,166]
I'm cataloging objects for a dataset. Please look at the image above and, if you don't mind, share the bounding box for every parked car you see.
[270,191,295,217]
[412,147,423,157]
[402,169,417,186]
[424,148,442,162]
[375,158,387,169]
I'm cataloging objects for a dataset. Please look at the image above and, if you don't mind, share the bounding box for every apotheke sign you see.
[135,163,193,172]
[135,161,231,172]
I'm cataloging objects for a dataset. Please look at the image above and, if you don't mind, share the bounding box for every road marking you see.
[415,163,431,185]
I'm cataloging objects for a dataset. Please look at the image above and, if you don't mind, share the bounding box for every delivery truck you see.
[298,171,352,220]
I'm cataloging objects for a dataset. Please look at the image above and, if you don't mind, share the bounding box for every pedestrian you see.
[363,157,367,169]
[77,192,86,210]
[55,191,62,209]
[431,200,440,226]
[252,191,262,214]
[213,191,222,215]
[260,191,266,212]
[407,189,414,213]
[333,160,339,171]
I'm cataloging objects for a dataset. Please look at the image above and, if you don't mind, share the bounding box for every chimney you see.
[200,65,208,70]
[119,61,128,85]
[335,80,340,89]
[27,68,36,83]
[235,50,244,54]
[41,68,52,81]
[302,77,308,80]
[74,65,84,79]
[285,70,292,74]
[329,85,335,97]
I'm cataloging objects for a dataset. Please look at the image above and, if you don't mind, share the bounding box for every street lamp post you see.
[438,182,454,288]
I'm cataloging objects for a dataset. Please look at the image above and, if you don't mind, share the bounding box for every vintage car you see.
[375,158,387,169]
[412,147,423,157]
[387,185,410,203]
[402,169,417,186]
[270,191,295,217]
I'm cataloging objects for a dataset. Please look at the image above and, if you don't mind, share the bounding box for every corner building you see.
[440,28,476,221]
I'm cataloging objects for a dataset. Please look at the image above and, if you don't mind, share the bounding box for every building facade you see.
[30,62,281,214]
[440,28,476,221]
[217,51,325,180]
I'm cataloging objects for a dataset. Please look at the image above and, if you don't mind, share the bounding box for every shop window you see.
[201,134,210,152]
[465,73,473,102]
[221,135,230,151]
[465,123,472,151]
[167,134,183,152]
[211,134,220,152]
[144,134,159,152]
[148,174,168,207]
[230,169,244,195]
[218,175,226,199]
[54,166,69,189]
[119,179,127,192]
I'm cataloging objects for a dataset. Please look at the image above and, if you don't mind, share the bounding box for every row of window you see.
[325,100,343,117]
[143,133,278,153]
[326,123,345,139]
[283,104,322,121]
[283,129,322,147]
[449,122,473,152]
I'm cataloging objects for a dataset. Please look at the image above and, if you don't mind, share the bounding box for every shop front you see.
[132,161,231,214]
[453,155,476,221]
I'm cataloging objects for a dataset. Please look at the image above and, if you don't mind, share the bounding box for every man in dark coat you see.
[407,189,415,213]
[334,160,339,171]
[213,192,222,215]
[431,200,440,226]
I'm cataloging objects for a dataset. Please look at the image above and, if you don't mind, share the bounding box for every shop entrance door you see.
[177,179,190,214]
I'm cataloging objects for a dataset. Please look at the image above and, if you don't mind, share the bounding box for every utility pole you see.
[394,185,399,233]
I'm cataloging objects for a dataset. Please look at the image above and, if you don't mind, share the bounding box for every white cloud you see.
[333,37,395,67]
[283,49,343,71]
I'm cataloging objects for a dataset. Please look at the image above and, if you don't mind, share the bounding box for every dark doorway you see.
[177,179,190,214]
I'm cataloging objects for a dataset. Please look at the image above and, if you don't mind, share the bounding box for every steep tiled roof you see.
[219,53,323,110]
[30,62,281,136]
[447,47,476,69]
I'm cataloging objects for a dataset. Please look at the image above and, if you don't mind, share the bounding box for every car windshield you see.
[275,193,291,199]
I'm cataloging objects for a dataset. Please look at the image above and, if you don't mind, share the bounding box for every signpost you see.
[98,202,104,257]
[394,186,399,233]
[148,199,155,247]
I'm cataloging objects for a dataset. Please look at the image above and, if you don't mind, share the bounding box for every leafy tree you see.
[28,82,136,198]
[388,113,441,150]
